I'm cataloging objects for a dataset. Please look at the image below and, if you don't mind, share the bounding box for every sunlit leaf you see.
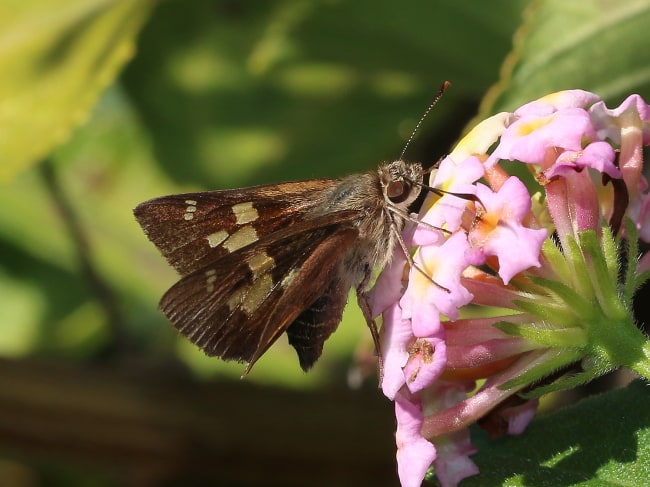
[477,0,650,119]
[0,0,153,182]
[465,380,650,486]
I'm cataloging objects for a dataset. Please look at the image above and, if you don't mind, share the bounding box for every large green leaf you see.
[464,380,650,486]
[0,0,153,182]
[478,0,650,118]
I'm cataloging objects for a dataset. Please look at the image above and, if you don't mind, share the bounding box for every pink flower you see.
[488,107,595,166]
[394,390,437,487]
[416,155,484,241]
[368,89,650,487]
[401,231,474,337]
[589,94,650,242]
[545,141,620,180]
[468,177,547,284]
[380,302,417,399]
[514,89,602,115]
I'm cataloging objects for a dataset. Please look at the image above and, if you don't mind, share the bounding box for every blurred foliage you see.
[1,0,650,485]
[0,0,152,182]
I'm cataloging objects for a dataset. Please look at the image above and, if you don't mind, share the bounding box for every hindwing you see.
[159,213,360,371]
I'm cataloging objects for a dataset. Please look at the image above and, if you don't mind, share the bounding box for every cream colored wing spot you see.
[205,226,258,251]
[205,269,217,293]
[280,267,299,289]
[184,199,198,221]
[223,225,258,253]
[206,230,229,248]
[241,274,274,314]
[248,251,275,278]
[227,274,274,315]
[224,251,275,314]
[232,202,259,225]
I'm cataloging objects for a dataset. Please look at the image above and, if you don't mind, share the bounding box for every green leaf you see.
[464,380,650,486]
[0,0,153,182]
[477,0,650,119]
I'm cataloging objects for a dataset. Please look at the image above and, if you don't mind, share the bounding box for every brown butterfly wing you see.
[133,179,337,275]
[157,212,360,372]
[246,225,359,371]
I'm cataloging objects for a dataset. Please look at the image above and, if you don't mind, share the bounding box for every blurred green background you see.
[1,0,650,486]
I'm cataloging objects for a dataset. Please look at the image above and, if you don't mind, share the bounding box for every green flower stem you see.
[627,339,650,379]
[591,313,650,380]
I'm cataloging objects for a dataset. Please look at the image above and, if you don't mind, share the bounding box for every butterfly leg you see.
[356,286,384,384]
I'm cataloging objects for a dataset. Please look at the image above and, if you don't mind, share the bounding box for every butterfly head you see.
[379,160,424,208]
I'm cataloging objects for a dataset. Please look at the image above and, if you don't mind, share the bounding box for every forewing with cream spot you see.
[134,179,338,276]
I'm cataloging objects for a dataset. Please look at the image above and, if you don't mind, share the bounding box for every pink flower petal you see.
[416,156,483,242]
[502,398,539,435]
[590,94,650,144]
[469,178,547,283]
[380,303,413,399]
[432,431,479,487]
[402,232,474,336]
[419,382,480,486]
[395,391,437,487]
[492,108,595,165]
[403,337,447,394]
[368,247,407,318]
[514,90,601,116]
[545,141,620,180]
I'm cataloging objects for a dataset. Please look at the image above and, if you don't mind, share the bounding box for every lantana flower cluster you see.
[368,90,650,487]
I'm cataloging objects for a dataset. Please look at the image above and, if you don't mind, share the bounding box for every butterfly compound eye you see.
[386,180,411,203]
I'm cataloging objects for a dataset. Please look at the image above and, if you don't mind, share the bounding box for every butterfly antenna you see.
[399,80,451,161]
